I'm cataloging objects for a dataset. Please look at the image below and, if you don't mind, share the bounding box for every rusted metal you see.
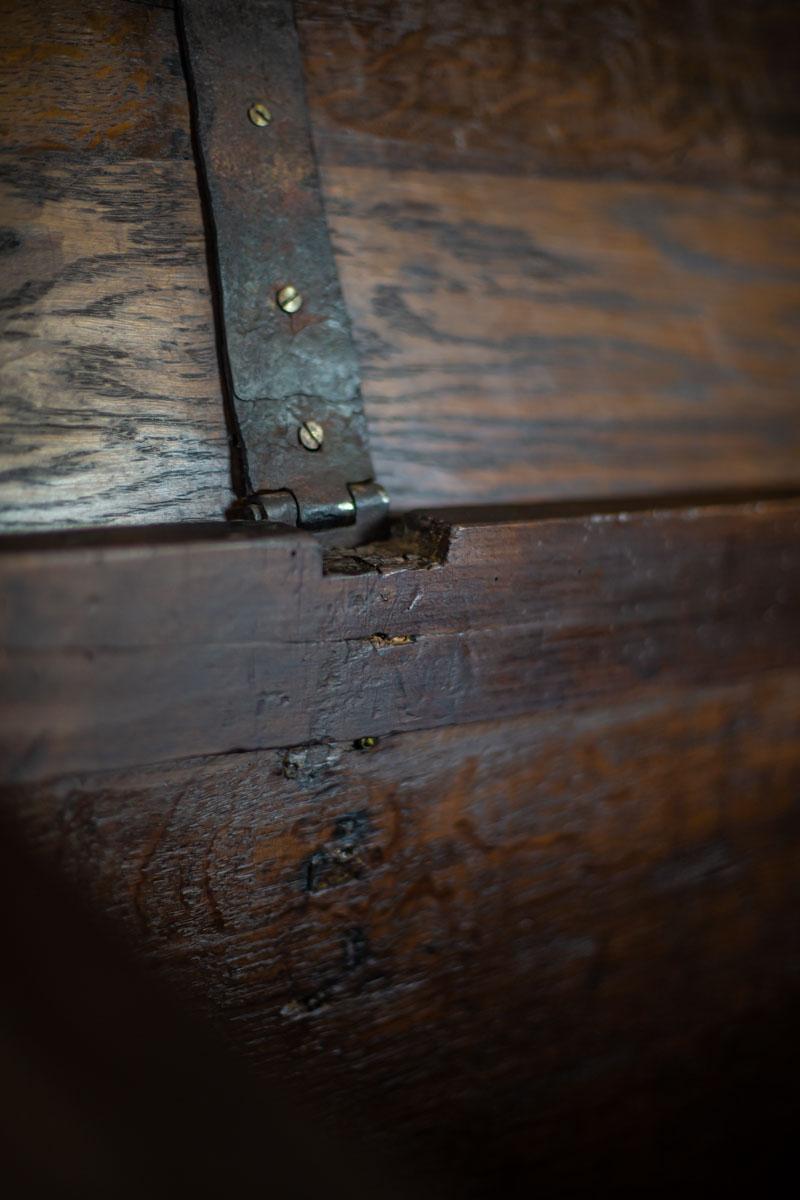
[177,0,386,541]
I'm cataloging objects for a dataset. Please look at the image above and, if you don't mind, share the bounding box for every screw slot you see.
[277,284,303,314]
[248,102,272,127]
[298,420,324,451]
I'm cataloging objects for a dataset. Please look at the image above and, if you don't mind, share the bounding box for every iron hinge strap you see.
[177,0,388,543]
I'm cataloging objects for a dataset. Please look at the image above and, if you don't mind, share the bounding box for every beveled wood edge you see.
[1,492,798,784]
[1,487,799,569]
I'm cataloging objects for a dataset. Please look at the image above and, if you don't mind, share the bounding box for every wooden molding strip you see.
[1,497,799,783]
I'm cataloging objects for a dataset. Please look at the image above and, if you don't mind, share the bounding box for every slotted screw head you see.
[298,419,324,451]
[277,284,303,314]
[248,102,272,127]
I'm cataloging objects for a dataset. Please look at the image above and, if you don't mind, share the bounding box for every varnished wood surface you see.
[297,0,800,185]
[13,0,792,185]
[329,167,800,506]
[1,0,800,528]
[1,496,798,782]
[9,671,800,1194]
[3,6,799,1188]
[0,157,231,527]
[0,0,190,160]
[0,817,406,1199]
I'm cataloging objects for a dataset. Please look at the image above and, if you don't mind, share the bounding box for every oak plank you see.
[1,497,798,782]
[0,0,189,160]
[9,671,800,1192]
[1,0,799,528]
[0,157,233,527]
[329,167,800,507]
[297,0,800,185]
[0,818,399,1198]
[7,0,795,186]
[3,151,799,523]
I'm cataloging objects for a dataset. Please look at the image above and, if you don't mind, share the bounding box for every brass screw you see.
[248,102,272,127]
[277,284,303,314]
[298,419,324,451]
[353,736,378,751]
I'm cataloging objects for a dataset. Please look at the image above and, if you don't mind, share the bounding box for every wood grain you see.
[0,816,404,1199]
[1,0,799,529]
[0,156,233,527]
[0,0,230,529]
[329,167,800,506]
[297,0,800,185]
[3,7,799,1189]
[1,496,798,782]
[0,0,189,160]
[10,671,800,1193]
[3,151,799,521]
[66,0,799,186]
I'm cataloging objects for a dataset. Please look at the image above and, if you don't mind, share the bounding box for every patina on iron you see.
[177,0,388,541]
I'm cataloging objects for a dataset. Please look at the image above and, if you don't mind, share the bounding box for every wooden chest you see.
[1,1,799,1193]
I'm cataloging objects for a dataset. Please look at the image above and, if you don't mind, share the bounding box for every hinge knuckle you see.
[235,480,388,548]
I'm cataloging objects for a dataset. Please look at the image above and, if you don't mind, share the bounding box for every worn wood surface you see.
[1,0,800,528]
[327,168,800,505]
[9,671,800,1194]
[0,816,405,1199]
[297,0,800,185]
[0,0,190,160]
[9,0,794,180]
[0,157,232,526]
[1,495,798,783]
[3,5,799,1188]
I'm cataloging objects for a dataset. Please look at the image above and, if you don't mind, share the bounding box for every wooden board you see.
[3,6,799,1187]
[1,495,798,782]
[4,492,800,1190]
[298,0,800,185]
[0,0,191,160]
[0,157,232,527]
[9,0,795,183]
[0,817,399,1199]
[328,167,800,506]
[9,671,800,1193]
[1,0,800,529]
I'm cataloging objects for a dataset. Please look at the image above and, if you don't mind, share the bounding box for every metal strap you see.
[177,0,388,540]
